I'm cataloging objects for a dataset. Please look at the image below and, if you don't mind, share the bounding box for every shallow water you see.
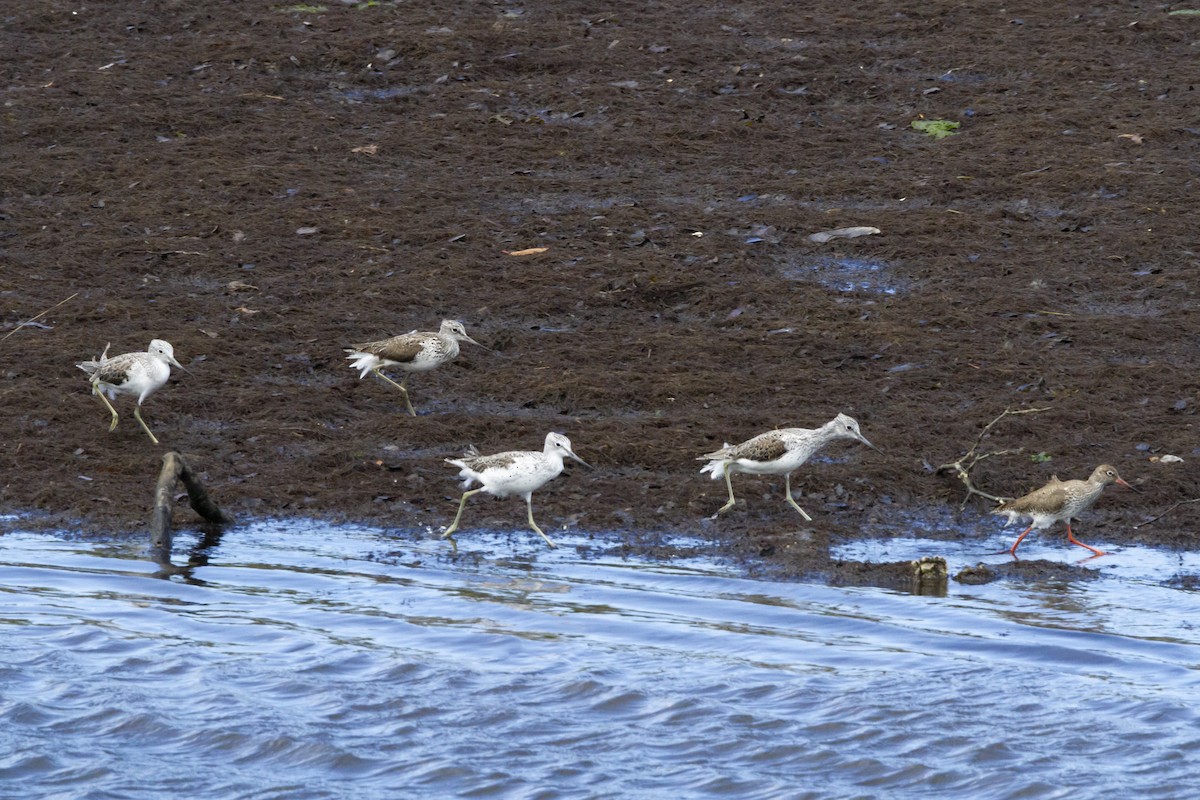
[2,519,1200,799]
[779,256,905,295]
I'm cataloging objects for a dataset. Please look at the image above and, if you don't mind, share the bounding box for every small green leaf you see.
[911,119,961,139]
[1167,9,1200,16]
[1030,452,1052,464]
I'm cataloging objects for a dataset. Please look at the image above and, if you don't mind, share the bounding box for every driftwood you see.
[150,451,230,564]
[936,406,1052,508]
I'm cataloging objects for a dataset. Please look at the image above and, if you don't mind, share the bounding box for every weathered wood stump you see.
[150,451,230,564]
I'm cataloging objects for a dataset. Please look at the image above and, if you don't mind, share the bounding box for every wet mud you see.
[3,1,1199,587]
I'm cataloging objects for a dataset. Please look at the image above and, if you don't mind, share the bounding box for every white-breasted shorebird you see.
[698,412,876,519]
[345,319,481,416]
[992,464,1139,557]
[442,432,591,548]
[76,339,187,445]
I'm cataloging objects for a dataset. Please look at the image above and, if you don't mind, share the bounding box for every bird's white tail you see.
[991,508,1020,526]
[444,458,479,489]
[345,351,376,379]
[698,441,732,479]
[76,343,111,377]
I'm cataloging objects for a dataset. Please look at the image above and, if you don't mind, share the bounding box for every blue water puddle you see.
[779,256,905,295]
[339,85,426,102]
[832,533,1200,586]
[385,526,722,572]
[833,505,1195,582]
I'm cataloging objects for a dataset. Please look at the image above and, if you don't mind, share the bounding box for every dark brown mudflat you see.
[3,2,1197,585]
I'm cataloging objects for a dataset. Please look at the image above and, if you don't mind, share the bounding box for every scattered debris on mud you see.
[3,2,1198,587]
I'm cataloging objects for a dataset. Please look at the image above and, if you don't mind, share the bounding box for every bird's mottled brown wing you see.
[352,332,428,363]
[462,451,519,472]
[94,365,130,387]
[89,353,139,387]
[998,480,1075,513]
[726,431,789,463]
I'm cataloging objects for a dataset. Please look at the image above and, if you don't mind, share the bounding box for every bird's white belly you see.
[397,355,442,373]
[480,462,558,497]
[105,358,168,398]
[1003,510,1060,529]
[733,453,805,475]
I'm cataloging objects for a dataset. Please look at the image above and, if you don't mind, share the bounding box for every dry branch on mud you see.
[936,407,1052,508]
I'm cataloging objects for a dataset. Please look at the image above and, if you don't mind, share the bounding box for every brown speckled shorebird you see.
[442,432,591,549]
[76,339,187,445]
[345,319,481,415]
[992,464,1139,557]
[698,413,876,520]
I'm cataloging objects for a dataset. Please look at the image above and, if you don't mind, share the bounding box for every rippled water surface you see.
[3,518,1200,799]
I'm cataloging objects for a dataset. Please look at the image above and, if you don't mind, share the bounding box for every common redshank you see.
[698,412,877,520]
[442,432,591,549]
[345,319,481,415]
[992,464,1139,557]
[76,339,187,445]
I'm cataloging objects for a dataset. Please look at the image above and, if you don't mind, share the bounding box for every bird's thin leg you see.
[132,406,160,446]
[783,473,813,521]
[1065,522,1106,556]
[1007,524,1035,556]
[712,464,738,517]
[525,495,557,548]
[442,488,481,538]
[371,368,416,416]
[91,384,120,432]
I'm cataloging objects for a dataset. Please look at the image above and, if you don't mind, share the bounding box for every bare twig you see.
[936,406,1052,508]
[939,449,1023,506]
[1,292,78,343]
[1134,498,1200,529]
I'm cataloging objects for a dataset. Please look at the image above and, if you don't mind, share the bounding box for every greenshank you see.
[699,413,876,519]
[346,319,481,416]
[76,339,186,445]
[442,432,591,548]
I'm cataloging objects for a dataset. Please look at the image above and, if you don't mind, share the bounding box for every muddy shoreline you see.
[3,2,1198,586]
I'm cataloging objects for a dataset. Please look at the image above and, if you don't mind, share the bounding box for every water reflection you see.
[1,522,1199,798]
[151,523,227,582]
